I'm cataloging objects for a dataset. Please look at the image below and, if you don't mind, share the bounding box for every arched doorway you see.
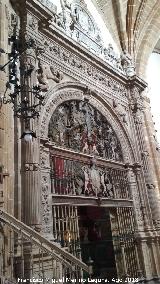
[40,85,139,279]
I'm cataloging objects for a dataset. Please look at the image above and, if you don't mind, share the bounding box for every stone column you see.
[21,42,41,229]
[0,0,15,217]
[139,240,152,279]
[127,166,144,231]
[127,166,155,278]
[0,0,8,206]
[129,81,160,229]
[22,136,41,229]
[149,238,160,276]
[143,96,160,191]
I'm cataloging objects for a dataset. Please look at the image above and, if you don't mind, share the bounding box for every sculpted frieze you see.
[28,32,128,99]
[48,99,123,162]
[50,156,130,199]
[40,88,132,164]
[46,0,135,77]
[47,41,127,96]
[28,15,38,31]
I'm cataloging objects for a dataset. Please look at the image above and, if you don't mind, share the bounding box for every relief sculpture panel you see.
[48,100,123,161]
[50,156,130,199]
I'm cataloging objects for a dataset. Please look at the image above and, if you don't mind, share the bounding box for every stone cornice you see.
[23,1,128,85]
[39,22,128,84]
[26,0,56,18]
[127,75,147,91]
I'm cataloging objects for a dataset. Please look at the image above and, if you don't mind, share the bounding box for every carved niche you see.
[48,99,123,162]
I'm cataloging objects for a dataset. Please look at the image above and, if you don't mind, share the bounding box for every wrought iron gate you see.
[110,207,139,278]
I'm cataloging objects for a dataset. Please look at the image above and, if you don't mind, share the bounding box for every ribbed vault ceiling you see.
[91,0,160,77]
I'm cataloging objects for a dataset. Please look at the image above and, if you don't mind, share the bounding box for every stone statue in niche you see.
[37,61,63,91]
[48,99,123,162]
[104,44,116,63]
[121,50,135,77]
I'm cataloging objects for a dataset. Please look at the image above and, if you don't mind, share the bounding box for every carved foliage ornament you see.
[51,0,133,75]
[46,41,127,97]
[48,100,123,162]
[41,175,52,233]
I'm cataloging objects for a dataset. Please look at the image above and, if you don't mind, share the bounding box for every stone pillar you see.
[149,238,160,276]
[129,81,160,229]
[22,136,41,229]
[127,167,144,231]
[0,0,15,216]
[139,240,152,279]
[143,96,160,191]
[21,42,41,229]
[133,165,153,229]
[127,166,156,278]
[0,0,8,206]
[40,144,53,239]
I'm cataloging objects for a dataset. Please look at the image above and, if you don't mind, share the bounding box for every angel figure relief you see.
[82,164,101,197]
[37,61,63,91]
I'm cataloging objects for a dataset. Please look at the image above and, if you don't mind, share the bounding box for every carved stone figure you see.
[82,166,92,195]
[88,164,101,196]
[121,50,135,77]
[104,44,116,63]
[48,99,123,162]
[37,61,63,91]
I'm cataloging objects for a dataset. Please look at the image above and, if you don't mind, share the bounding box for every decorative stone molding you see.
[37,60,63,91]
[39,84,135,164]
[44,41,127,97]
[24,163,39,172]
[40,147,52,235]
[8,13,19,38]
[28,14,38,31]
[38,0,57,12]
[41,173,52,235]
[112,99,128,125]
[28,30,127,101]
[0,165,9,184]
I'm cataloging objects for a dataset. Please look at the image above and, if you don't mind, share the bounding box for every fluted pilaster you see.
[22,137,41,228]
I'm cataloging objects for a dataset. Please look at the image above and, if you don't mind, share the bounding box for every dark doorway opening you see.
[78,206,117,280]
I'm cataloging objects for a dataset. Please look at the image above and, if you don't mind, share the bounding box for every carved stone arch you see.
[39,81,135,164]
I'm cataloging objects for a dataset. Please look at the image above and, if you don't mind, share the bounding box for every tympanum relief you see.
[48,100,123,162]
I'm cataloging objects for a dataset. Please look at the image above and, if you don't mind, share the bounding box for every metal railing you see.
[0,210,89,283]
